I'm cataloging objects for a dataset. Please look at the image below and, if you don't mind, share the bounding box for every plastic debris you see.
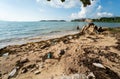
[93,63,105,69]
[47,52,52,59]
[8,68,17,78]
[2,53,9,57]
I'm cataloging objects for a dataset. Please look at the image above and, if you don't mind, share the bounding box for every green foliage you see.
[47,0,92,7]
[71,17,120,22]
[93,17,120,22]
[47,0,65,2]
[80,0,91,7]
[71,19,86,22]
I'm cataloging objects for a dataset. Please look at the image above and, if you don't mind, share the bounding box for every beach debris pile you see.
[0,27,120,79]
[81,23,103,34]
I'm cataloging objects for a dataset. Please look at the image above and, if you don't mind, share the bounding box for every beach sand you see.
[0,27,120,79]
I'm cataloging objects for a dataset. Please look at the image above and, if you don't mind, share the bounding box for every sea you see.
[0,21,120,48]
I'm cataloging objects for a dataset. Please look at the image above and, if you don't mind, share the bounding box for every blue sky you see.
[0,0,120,21]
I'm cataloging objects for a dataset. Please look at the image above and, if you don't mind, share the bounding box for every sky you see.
[0,0,120,21]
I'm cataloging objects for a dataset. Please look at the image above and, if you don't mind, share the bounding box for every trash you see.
[34,70,41,75]
[93,63,105,69]
[47,52,52,59]
[2,53,9,57]
[8,68,17,78]
[61,74,87,79]
[87,72,95,79]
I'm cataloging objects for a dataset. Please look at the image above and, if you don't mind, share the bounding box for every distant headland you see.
[71,17,120,22]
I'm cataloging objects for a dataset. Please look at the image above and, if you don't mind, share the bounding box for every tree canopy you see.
[47,0,93,7]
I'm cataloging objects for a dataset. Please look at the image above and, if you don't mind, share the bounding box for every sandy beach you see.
[0,26,120,79]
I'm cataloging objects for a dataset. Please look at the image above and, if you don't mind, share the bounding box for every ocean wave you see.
[31,28,47,32]
[49,31,61,33]
[0,37,27,43]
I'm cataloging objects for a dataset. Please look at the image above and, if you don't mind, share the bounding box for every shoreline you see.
[0,30,79,49]
[0,27,120,79]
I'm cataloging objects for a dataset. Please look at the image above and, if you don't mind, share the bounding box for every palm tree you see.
[47,0,93,7]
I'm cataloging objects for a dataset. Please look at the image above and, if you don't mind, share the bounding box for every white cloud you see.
[97,12,113,17]
[36,0,113,19]
[36,0,40,3]
[97,5,102,10]
[36,0,81,8]
[70,0,113,19]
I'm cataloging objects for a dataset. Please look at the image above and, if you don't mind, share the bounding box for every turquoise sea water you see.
[0,21,120,48]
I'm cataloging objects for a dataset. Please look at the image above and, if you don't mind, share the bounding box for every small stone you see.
[21,58,29,64]
[30,68,36,72]
[59,50,65,56]
[68,36,72,40]
[63,39,69,44]
[39,63,44,68]
[26,63,36,69]
[21,68,28,73]
[34,70,41,75]
[71,74,80,79]
[36,64,39,69]
[87,72,95,79]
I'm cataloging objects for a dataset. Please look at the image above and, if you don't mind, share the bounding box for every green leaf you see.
[47,0,93,7]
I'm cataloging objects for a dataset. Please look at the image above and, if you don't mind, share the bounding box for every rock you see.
[0,71,2,78]
[61,75,71,79]
[26,64,36,69]
[68,36,73,40]
[21,68,28,73]
[41,44,50,49]
[59,50,65,56]
[35,64,39,69]
[8,68,17,78]
[16,60,23,68]
[20,58,29,64]
[34,70,41,75]
[21,63,36,73]
[93,63,105,69]
[30,68,36,72]
[71,74,81,79]
[63,39,69,44]
[39,63,44,68]
[87,72,95,79]
[98,27,103,32]
[77,26,80,30]
[81,23,101,34]
[16,58,29,68]
[79,74,87,79]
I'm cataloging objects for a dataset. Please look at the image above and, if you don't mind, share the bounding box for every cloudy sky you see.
[0,0,120,21]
